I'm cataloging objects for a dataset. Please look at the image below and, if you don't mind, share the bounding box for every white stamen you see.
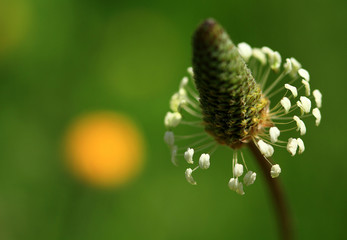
[236,182,245,195]
[296,96,311,114]
[261,46,274,56]
[293,115,306,135]
[280,97,291,113]
[164,131,175,146]
[185,168,197,185]
[287,138,298,156]
[298,68,310,81]
[312,108,321,126]
[271,164,281,178]
[258,140,274,157]
[233,163,244,178]
[262,46,281,70]
[187,67,194,77]
[170,89,187,112]
[252,48,267,65]
[243,171,256,186]
[199,153,210,170]
[184,148,194,164]
[313,89,322,108]
[228,177,238,191]
[271,51,282,71]
[284,58,292,74]
[179,77,189,89]
[164,112,182,128]
[171,145,178,165]
[289,57,302,76]
[284,84,298,98]
[302,79,311,96]
[297,138,305,154]
[238,42,252,62]
[269,127,280,143]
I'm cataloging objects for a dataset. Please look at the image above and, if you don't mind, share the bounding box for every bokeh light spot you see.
[65,112,145,188]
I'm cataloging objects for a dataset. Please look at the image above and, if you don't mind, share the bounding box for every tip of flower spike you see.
[193,18,221,46]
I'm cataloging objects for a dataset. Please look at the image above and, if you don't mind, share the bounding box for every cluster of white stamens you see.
[228,152,257,195]
[238,42,322,179]
[164,42,322,195]
[164,68,216,184]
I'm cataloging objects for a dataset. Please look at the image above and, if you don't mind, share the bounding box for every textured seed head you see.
[192,19,270,148]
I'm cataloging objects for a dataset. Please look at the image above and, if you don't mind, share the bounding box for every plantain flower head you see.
[163,18,322,195]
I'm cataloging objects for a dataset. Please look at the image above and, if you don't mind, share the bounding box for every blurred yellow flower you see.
[65,112,145,188]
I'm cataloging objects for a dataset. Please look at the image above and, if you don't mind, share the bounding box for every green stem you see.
[248,141,294,240]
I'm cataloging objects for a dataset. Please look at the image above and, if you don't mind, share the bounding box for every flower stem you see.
[248,141,294,240]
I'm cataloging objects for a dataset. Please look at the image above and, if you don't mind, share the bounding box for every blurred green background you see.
[0,0,346,239]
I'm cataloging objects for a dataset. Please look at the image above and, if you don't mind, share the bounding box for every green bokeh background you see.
[0,0,346,239]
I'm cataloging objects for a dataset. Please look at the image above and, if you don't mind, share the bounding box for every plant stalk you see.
[248,141,294,240]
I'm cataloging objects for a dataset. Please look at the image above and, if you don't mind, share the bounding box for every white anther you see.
[284,58,292,74]
[171,145,178,166]
[187,67,194,77]
[271,51,282,71]
[238,42,253,62]
[185,168,197,185]
[258,140,274,157]
[170,89,187,112]
[269,127,280,143]
[293,115,306,135]
[164,112,182,128]
[289,57,302,76]
[313,89,322,108]
[296,96,311,114]
[252,48,266,65]
[228,177,238,191]
[233,163,244,178]
[280,97,291,114]
[296,138,305,154]
[302,79,311,96]
[184,148,194,164]
[236,182,245,195]
[271,164,281,178]
[179,77,189,89]
[199,153,210,170]
[164,131,175,146]
[243,171,256,186]
[298,68,310,81]
[312,108,321,126]
[285,84,298,98]
[287,138,298,156]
